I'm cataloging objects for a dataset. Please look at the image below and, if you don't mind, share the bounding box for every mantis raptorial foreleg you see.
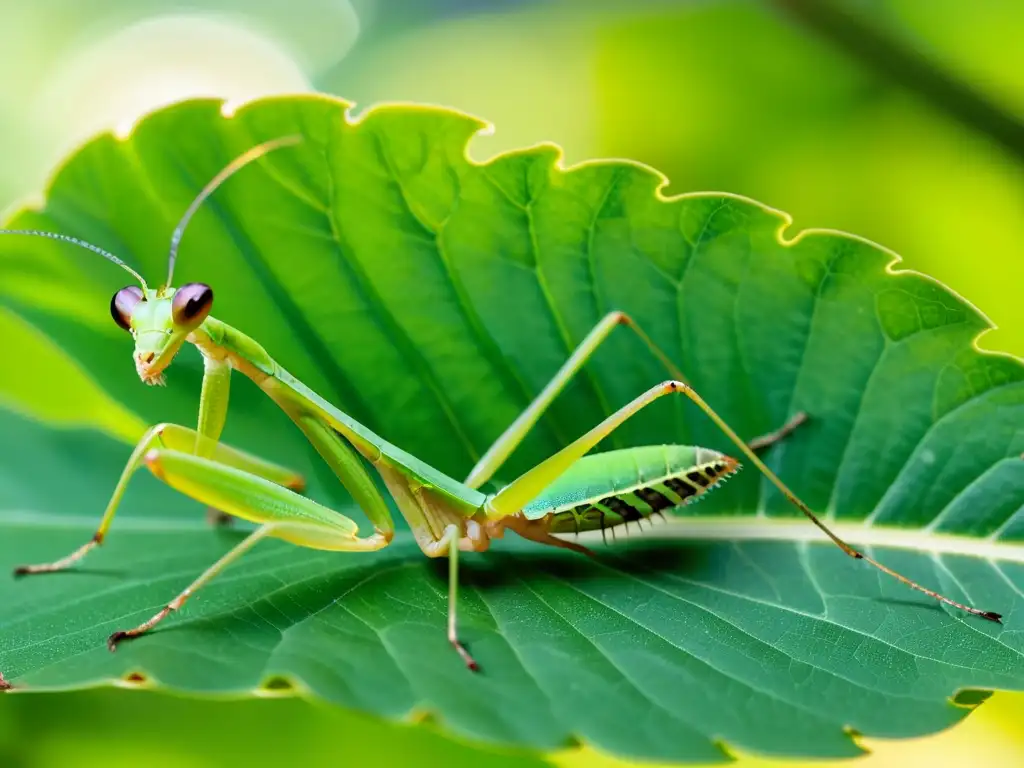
[195,356,232,454]
[13,423,305,575]
[466,311,806,489]
[197,356,247,525]
[107,448,390,650]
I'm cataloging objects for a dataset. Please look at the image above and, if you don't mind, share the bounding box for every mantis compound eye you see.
[171,282,214,327]
[110,285,143,332]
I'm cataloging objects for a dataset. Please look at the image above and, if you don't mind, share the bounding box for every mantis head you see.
[0,135,300,386]
[111,282,214,386]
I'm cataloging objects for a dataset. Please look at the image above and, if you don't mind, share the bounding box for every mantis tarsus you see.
[0,137,1001,673]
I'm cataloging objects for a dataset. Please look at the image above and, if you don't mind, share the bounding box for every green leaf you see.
[0,96,1022,763]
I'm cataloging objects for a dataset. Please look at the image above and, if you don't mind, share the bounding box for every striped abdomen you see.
[519,445,739,534]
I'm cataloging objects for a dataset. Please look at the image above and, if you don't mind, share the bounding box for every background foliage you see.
[1,1,1022,766]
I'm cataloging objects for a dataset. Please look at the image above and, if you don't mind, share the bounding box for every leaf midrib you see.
[5,510,1023,564]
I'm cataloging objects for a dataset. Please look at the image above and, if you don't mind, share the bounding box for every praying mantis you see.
[0,137,1001,673]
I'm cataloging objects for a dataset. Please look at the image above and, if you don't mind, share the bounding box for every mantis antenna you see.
[0,229,148,288]
[166,135,302,288]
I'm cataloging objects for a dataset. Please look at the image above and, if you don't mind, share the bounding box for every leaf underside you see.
[0,95,1022,763]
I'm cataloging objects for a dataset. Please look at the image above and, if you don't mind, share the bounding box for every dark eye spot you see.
[110,285,143,332]
[171,283,214,326]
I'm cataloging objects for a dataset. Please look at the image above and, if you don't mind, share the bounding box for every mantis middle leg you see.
[465,311,806,489]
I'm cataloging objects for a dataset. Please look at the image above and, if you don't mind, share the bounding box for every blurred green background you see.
[1,1,1021,765]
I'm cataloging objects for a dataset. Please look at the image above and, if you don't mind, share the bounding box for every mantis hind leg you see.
[465,310,806,489]
[106,448,389,649]
[12,423,306,576]
[490,380,1001,624]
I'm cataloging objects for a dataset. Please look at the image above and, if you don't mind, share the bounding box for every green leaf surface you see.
[0,95,1022,763]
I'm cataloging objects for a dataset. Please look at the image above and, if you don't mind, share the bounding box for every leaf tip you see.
[406,707,439,727]
[711,737,739,761]
[256,674,303,698]
[560,733,584,750]
[116,670,152,689]
[951,688,993,709]
[841,726,871,757]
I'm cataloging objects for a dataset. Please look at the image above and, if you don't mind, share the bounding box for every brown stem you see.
[771,0,1024,163]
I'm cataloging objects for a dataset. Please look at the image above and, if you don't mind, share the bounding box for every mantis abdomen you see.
[521,445,739,534]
